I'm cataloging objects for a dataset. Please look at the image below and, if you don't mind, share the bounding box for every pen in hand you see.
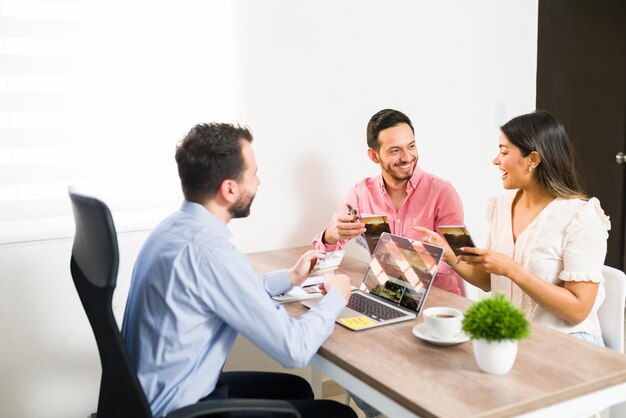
[346,204,359,221]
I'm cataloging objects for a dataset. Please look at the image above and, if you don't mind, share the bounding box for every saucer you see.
[412,323,469,346]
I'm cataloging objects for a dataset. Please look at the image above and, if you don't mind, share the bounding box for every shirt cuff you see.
[312,229,343,252]
[315,289,347,318]
[265,269,293,296]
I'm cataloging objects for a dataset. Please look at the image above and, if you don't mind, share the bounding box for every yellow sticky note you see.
[339,316,376,330]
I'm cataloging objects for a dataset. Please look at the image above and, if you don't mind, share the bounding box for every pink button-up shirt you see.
[312,165,465,295]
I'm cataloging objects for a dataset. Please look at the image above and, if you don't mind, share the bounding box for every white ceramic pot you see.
[472,339,518,375]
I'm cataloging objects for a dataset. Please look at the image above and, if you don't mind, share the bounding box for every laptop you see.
[302,232,444,331]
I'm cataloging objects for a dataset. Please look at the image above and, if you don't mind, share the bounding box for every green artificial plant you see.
[462,293,530,341]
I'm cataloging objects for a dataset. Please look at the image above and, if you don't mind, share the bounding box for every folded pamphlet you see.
[273,250,346,303]
[355,214,391,255]
[272,286,323,303]
[301,250,345,286]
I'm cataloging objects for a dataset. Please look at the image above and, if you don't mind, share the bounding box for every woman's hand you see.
[461,247,600,325]
[412,226,457,266]
[459,247,517,277]
[414,226,493,291]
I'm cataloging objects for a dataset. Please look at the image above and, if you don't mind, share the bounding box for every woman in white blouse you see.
[416,110,610,345]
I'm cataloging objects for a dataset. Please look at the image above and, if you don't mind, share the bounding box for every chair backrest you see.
[69,190,152,418]
[597,265,626,353]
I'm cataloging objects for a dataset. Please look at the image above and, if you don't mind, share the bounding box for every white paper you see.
[272,286,323,303]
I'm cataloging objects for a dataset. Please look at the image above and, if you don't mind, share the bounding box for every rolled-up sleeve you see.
[198,248,346,369]
[559,198,610,283]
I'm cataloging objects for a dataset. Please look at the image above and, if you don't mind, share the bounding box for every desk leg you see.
[310,355,417,418]
[306,365,323,399]
[610,401,626,417]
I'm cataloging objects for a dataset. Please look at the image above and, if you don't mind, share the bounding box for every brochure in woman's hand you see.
[437,225,477,256]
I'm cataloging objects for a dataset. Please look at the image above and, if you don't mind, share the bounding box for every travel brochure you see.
[308,250,346,278]
[437,225,477,256]
[272,250,345,303]
[355,214,391,255]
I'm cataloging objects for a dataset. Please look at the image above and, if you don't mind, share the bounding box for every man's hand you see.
[320,273,352,304]
[322,211,365,245]
[288,250,326,287]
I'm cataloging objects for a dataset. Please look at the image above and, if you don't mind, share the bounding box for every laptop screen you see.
[359,232,444,313]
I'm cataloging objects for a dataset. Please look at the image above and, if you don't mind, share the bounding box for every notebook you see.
[302,232,444,331]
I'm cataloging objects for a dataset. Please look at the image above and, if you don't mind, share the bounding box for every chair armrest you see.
[163,399,302,418]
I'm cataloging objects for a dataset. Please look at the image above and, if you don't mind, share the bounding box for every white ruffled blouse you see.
[486,192,611,336]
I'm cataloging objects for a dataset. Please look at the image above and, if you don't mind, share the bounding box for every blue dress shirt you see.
[121,201,346,417]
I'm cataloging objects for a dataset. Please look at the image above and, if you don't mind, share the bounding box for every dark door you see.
[537,0,626,270]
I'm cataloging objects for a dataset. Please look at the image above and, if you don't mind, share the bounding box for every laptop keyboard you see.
[347,292,407,321]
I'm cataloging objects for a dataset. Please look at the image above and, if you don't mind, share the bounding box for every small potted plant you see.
[462,293,530,375]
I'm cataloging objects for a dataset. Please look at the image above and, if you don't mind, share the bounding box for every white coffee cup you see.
[423,307,464,340]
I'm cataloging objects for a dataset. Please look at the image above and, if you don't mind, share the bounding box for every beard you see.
[229,190,256,219]
[381,159,416,182]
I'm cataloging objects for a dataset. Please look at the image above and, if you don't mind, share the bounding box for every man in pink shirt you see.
[312,108,465,295]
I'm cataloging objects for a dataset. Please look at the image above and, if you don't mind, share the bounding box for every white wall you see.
[0,1,538,417]
[0,232,146,418]
[228,0,537,254]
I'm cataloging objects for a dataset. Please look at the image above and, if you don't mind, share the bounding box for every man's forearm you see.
[322,229,337,245]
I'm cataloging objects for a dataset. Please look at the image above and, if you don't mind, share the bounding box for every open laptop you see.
[302,232,444,331]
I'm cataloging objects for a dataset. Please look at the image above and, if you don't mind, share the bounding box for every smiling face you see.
[370,123,418,183]
[492,132,534,189]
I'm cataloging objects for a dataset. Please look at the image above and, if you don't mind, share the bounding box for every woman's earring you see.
[528,166,533,173]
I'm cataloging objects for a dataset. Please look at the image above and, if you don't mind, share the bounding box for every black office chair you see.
[68,190,301,418]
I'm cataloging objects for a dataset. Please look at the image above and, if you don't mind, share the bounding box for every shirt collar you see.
[179,200,233,239]
[407,164,423,190]
[376,164,424,193]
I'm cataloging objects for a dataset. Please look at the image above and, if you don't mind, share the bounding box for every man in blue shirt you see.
[121,123,355,417]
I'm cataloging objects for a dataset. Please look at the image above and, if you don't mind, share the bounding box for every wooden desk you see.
[248,246,626,418]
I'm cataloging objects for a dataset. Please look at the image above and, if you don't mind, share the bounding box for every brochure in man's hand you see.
[354,214,391,254]
[272,250,345,303]
[307,250,345,278]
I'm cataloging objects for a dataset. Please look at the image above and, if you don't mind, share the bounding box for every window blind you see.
[0,0,235,244]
